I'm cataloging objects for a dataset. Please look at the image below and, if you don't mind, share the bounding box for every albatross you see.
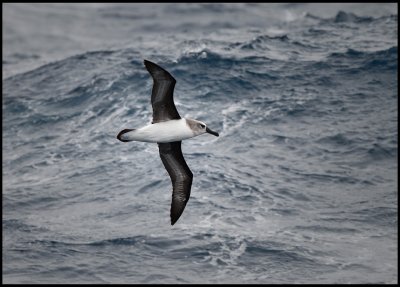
[117,60,219,225]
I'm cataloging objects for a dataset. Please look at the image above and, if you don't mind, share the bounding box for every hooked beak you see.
[206,127,219,137]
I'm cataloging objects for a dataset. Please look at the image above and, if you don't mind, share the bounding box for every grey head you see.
[186,119,219,137]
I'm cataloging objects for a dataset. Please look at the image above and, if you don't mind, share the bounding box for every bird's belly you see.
[126,119,195,143]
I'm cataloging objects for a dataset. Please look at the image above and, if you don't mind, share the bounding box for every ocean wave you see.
[332,11,374,23]
[239,34,289,50]
[87,236,146,246]
[233,33,318,52]
[305,10,392,24]
[3,219,49,233]
[317,133,355,146]
[3,49,128,82]
[9,52,40,60]
[3,48,149,134]
[328,46,397,59]
[352,206,397,226]
[325,46,397,71]
[366,143,397,161]
[177,48,233,65]
[240,239,319,266]
[293,224,359,234]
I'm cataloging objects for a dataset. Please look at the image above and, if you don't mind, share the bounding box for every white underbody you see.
[122,118,197,143]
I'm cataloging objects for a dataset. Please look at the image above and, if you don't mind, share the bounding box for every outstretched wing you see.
[158,141,193,225]
[144,60,181,124]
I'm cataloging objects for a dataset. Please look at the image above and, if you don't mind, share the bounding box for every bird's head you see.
[186,119,219,137]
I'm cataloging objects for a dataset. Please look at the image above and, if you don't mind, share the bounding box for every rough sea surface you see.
[2,3,398,284]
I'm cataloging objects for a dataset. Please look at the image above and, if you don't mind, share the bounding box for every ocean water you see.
[2,3,398,284]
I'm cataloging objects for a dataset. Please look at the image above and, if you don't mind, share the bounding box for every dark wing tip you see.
[143,59,176,82]
[170,189,191,226]
[170,202,187,226]
[143,59,155,69]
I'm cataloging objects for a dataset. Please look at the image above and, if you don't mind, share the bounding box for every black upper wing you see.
[144,60,180,124]
[158,141,193,225]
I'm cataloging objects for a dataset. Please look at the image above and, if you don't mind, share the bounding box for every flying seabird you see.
[117,60,219,225]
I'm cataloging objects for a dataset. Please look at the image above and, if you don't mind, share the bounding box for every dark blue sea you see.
[2,3,398,284]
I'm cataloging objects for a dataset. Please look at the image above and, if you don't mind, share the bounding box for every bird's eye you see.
[199,124,205,129]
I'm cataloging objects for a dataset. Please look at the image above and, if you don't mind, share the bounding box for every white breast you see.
[124,119,195,143]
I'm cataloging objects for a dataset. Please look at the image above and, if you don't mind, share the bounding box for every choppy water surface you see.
[2,3,397,284]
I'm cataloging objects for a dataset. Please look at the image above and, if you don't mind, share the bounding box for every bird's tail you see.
[117,129,135,142]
